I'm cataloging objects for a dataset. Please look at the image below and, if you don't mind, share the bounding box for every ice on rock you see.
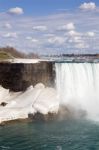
[0,86,9,103]
[0,83,59,123]
[33,87,59,114]
[34,83,45,89]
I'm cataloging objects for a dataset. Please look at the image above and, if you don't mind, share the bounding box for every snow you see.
[0,86,9,103]
[0,83,59,123]
[5,58,40,64]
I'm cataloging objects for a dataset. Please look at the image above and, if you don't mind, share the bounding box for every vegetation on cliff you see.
[0,46,39,59]
[0,51,13,59]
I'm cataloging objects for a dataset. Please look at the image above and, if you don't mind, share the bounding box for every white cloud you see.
[66,30,89,49]
[72,36,82,43]
[26,37,38,43]
[0,6,99,54]
[44,33,55,37]
[3,32,18,38]
[58,22,75,31]
[67,30,81,37]
[8,7,24,15]
[75,43,89,49]
[26,36,32,40]
[31,39,38,43]
[79,2,96,11]
[86,31,95,37]
[32,25,47,31]
[3,23,12,29]
[48,36,65,45]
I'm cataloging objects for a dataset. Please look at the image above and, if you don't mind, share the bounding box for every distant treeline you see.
[61,54,99,57]
[0,46,39,59]
[1,47,99,59]
[44,53,99,58]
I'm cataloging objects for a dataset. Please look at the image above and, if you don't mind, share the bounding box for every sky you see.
[0,0,99,54]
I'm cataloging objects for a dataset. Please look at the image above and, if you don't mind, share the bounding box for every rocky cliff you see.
[0,61,55,91]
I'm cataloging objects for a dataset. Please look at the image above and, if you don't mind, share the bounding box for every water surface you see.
[0,119,99,150]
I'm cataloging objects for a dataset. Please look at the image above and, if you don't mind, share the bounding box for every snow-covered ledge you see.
[0,83,59,124]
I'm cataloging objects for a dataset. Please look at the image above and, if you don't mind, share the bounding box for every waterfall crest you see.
[55,63,99,120]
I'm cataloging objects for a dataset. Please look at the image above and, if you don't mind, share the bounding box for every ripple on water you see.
[0,120,99,150]
[56,145,62,150]
[0,146,10,150]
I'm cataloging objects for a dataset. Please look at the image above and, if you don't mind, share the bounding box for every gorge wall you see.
[0,61,55,92]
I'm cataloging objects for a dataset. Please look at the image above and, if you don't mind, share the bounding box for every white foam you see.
[55,63,99,120]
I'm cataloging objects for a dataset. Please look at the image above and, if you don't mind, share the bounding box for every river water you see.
[0,119,99,150]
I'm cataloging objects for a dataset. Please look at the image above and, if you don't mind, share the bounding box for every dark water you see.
[0,120,99,150]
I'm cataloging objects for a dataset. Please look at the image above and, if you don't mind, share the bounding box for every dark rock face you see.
[28,112,57,122]
[0,61,55,91]
[0,102,8,107]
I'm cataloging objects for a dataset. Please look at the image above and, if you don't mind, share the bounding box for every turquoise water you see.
[0,120,99,150]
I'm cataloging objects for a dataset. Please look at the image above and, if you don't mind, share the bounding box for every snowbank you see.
[0,83,59,123]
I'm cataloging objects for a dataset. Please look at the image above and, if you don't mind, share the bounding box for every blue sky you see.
[1,0,99,15]
[0,0,84,14]
[0,0,99,54]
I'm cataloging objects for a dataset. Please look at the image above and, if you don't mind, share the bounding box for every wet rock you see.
[28,112,57,122]
[0,102,8,107]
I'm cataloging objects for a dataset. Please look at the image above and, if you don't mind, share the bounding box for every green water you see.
[0,120,99,150]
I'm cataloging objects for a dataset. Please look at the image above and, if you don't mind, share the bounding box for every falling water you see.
[55,63,99,120]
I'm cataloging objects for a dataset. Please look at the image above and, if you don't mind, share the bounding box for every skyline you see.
[0,0,99,54]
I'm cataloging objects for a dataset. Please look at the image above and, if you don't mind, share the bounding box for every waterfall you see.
[55,63,99,120]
